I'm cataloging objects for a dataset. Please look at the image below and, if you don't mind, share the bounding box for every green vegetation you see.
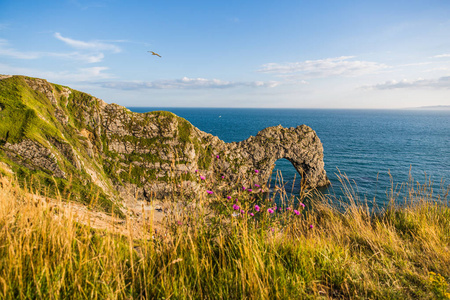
[0,76,122,214]
[0,75,215,215]
[1,76,449,298]
[0,77,59,144]
[177,118,193,143]
[0,170,449,299]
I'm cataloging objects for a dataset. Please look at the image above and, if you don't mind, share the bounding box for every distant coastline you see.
[408,105,450,110]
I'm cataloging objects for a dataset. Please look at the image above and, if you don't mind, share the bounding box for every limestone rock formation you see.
[0,75,329,207]
[4,140,66,178]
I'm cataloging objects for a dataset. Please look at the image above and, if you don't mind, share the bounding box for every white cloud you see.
[0,38,106,63]
[272,74,309,84]
[432,54,450,58]
[0,63,113,82]
[258,56,388,78]
[94,77,280,90]
[364,76,450,90]
[54,32,121,53]
[77,67,111,79]
[51,52,105,63]
[398,62,433,67]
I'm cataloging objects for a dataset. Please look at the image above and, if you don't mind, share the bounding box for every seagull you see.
[148,51,161,57]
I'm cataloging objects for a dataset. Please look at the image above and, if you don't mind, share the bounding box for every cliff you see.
[0,75,329,210]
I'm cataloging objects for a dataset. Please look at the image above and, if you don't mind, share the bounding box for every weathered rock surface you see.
[0,75,329,205]
[4,140,65,178]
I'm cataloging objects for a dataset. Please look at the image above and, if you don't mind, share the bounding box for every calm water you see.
[129,107,450,205]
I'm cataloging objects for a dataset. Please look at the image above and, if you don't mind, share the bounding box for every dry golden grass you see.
[0,171,449,299]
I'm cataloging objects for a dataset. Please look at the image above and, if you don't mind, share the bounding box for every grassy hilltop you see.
[0,75,114,212]
[0,75,208,214]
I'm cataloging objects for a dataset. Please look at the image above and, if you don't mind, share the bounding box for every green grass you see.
[0,171,449,299]
[0,77,58,144]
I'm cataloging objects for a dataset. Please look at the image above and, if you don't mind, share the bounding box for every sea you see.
[128,107,450,207]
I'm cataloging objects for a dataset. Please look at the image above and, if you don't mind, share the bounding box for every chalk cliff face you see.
[0,75,329,207]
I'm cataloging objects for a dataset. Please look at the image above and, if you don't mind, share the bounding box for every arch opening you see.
[267,158,304,195]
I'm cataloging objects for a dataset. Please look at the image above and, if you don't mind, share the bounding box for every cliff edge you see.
[0,75,329,210]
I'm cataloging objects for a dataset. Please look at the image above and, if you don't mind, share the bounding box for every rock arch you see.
[213,125,330,190]
[238,125,329,188]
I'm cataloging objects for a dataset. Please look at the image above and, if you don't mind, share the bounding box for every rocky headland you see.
[0,75,329,210]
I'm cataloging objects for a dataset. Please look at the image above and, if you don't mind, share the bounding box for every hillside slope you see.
[0,75,329,211]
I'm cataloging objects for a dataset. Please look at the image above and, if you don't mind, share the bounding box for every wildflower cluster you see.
[189,157,315,231]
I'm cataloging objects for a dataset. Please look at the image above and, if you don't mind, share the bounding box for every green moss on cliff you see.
[0,76,123,214]
[177,119,192,143]
[0,77,57,144]
[197,144,213,169]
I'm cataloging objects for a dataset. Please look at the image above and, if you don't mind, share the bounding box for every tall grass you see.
[0,170,449,299]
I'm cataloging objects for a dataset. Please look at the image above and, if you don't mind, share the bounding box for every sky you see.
[1,0,450,108]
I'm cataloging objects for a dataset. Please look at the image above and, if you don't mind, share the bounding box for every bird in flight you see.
[148,51,161,57]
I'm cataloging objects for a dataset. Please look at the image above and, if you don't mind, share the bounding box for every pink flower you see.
[286,207,291,211]
[221,176,225,179]
[268,208,274,214]
[309,224,314,229]
[242,186,246,191]
[254,184,260,188]
[227,196,232,200]
[200,176,205,180]
[241,210,245,214]
[254,205,260,212]
[195,169,198,173]
[250,213,254,217]
[294,210,300,215]
[247,189,253,192]
[216,155,220,159]
[233,204,240,210]
[207,190,213,194]
[254,170,259,173]
[300,203,305,208]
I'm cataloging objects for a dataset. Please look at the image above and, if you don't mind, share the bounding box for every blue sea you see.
[129,107,450,206]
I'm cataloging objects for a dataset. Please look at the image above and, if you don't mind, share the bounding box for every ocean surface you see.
[128,107,450,206]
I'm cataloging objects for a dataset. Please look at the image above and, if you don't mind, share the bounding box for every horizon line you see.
[125,106,450,110]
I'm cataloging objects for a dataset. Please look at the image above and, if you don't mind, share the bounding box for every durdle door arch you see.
[229,125,330,189]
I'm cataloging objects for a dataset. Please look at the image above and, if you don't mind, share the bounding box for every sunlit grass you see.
[0,168,449,299]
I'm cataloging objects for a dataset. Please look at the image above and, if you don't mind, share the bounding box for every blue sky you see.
[1,0,450,108]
